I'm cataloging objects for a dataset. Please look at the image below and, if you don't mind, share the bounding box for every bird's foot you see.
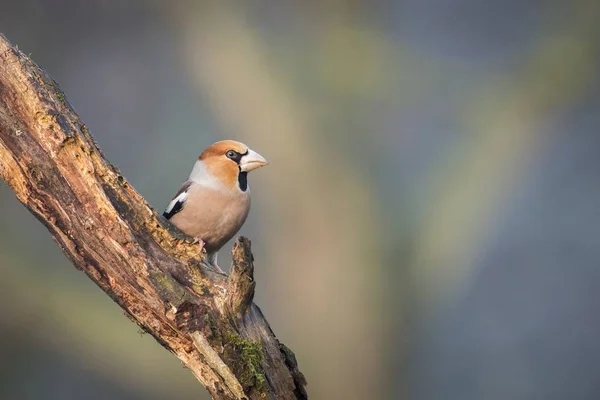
[194,239,224,273]
[212,263,225,274]
[194,237,205,253]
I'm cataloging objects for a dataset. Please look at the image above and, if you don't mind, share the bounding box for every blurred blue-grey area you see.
[0,1,599,399]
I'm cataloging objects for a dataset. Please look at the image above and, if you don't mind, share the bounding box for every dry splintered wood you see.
[0,33,307,400]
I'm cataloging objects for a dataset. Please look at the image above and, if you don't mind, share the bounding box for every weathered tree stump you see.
[0,32,306,400]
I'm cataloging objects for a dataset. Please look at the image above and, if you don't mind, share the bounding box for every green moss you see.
[47,79,66,104]
[56,91,66,104]
[149,270,196,305]
[225,331,266,391]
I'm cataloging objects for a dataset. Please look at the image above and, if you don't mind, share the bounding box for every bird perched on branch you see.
[163,140,268,273]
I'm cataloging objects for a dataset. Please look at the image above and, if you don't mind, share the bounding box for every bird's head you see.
[197,140,268,191]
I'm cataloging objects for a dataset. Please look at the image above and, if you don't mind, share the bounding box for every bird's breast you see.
[170,184,251,252]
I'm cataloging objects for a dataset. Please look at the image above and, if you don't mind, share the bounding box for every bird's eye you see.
[226,150,237,159]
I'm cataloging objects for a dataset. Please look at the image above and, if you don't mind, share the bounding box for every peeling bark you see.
[0,33,306,400]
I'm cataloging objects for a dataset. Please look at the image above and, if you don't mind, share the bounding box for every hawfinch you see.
[163,140,268,273]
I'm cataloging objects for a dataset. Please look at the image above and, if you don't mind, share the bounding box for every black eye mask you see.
[226,149,248,164]
[225,150,249,191]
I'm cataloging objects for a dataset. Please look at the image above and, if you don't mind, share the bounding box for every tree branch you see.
[0,33,306,400]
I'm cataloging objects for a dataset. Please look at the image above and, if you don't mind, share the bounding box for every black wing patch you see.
[163,181,191,220]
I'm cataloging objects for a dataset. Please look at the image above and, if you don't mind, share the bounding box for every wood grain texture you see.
[0,33,306,400]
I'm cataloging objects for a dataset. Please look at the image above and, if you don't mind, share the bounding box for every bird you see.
[163,140,268,273]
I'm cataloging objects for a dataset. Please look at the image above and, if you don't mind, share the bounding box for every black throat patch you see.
[238,171,248,191]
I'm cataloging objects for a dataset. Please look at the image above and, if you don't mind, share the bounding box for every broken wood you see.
[0,32,306,400]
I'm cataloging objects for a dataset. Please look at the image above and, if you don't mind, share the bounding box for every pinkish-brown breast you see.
[169,183,251,253]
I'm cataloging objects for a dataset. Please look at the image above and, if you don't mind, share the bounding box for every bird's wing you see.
[163,181,192,220]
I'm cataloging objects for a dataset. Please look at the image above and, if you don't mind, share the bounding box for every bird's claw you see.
[213,264,224,273]
[194,237,205,253]
[193,237,223,273]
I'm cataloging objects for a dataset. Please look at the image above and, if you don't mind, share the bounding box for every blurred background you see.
[0,0,599,399]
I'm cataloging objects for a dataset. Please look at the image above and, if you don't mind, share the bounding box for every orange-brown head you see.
[196,140,268,191]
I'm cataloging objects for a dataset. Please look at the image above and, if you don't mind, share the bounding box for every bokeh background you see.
[1,1,599,399]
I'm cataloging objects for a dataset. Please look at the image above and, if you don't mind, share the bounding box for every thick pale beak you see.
[239,149,268,172]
